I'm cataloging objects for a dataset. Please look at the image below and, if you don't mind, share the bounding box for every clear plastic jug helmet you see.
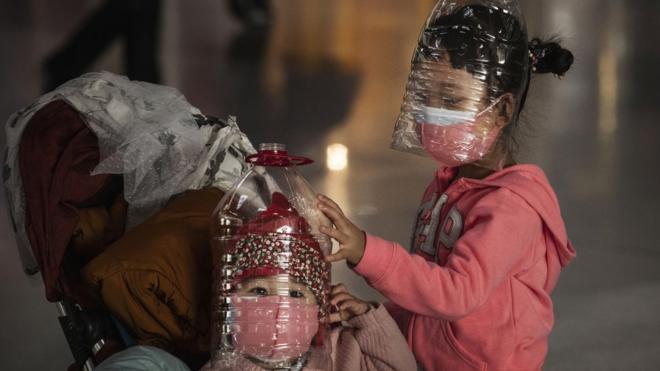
[210,143,333,370]
[391,0,530,170]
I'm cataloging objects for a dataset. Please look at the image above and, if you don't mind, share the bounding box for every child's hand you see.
[317,194,366,265]
[323,284,372,323]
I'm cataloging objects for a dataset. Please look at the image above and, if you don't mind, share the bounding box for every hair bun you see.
[529,38,574,76]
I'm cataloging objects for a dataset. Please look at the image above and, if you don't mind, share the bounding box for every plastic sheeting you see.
[4,71,255,274]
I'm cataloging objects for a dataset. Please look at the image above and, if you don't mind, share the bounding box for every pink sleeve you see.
[334,305,417,371]
[354,190,540,320]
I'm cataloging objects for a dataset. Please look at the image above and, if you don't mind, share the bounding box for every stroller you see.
[3,72,254,370]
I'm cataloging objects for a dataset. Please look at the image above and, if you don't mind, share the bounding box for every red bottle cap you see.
[245,143,314,167]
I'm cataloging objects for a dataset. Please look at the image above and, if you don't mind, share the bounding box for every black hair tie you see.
[528,39,546,73]
[528,38,574,77]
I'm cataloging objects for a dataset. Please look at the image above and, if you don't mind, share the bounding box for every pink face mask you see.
[418,103,501,168]
[231,295,320,363]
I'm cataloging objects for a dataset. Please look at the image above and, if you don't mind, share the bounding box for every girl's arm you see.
[335,304,418,371]
[354,189,541,320]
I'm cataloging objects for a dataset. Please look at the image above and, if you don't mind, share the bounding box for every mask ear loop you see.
[312,325,325,346]
[473,96,509,171]
[474,96,504,120]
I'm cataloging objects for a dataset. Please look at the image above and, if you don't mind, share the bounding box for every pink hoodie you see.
[354,165,575,371]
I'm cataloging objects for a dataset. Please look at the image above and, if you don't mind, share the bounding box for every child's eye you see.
[289,290,305,298]
[250,287,269,296]
[443,97,463,107]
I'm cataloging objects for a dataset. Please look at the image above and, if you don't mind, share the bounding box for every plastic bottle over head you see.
[210,143,333,370]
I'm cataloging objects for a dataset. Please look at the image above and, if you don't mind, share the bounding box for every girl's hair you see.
[419,4,574,155]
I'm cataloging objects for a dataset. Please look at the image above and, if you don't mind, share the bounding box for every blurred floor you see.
[1,0,659,370]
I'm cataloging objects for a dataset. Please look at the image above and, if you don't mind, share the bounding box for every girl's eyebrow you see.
[429,79,461,92]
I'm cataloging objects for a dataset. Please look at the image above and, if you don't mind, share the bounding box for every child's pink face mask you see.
[231,295,320,362]
[417,101,501,168]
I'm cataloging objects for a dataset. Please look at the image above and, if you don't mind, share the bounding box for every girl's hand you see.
[323,284,372,323]
[317,194,366,265]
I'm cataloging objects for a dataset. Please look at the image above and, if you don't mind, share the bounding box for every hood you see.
[456,164,576,291]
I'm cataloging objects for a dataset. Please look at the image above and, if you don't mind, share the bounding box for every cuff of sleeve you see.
[347,303,388,329]
[353,233,396,285]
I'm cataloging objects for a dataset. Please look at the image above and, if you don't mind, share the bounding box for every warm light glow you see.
[326,144,348,171]
[598,45,618,137]
[598,1,624,139]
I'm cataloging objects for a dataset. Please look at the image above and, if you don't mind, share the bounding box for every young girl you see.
[318,1,576,370]
[205,277,416,371]
[205,192,417,371]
